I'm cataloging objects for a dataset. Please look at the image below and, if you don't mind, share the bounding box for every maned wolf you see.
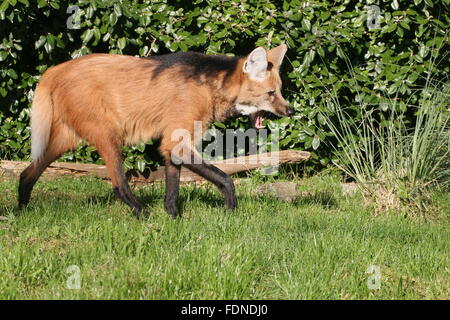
[19,45,293,218]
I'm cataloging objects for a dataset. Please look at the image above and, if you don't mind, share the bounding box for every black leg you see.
[113,184,144,218]
[164,160,181,218]
[95,141,144,219]
[18,163,41,208]
[19,153,61,208]
[112,168,144,218]
[182,160,237,211]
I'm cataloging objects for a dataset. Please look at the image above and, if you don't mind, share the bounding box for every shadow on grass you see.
[174,187,339,212]
[8,184,339,219]
[291,191,338,209]
[23,188,162,208]
[179,187,224,208]
[244,191,338,210]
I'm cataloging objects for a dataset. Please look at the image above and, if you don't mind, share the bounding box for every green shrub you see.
[316,58,449,215]
[1,0,449,173]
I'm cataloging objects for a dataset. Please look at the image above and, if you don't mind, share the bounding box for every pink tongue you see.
[256,115,263,129]
[252,113,264,129]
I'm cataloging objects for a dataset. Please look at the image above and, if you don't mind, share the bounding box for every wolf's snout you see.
[285,106,294,116]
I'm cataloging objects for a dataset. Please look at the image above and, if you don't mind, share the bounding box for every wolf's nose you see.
[286,107,294,116]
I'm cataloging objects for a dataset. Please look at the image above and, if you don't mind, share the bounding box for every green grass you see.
[319,79,450,215]
[0,174,448,299]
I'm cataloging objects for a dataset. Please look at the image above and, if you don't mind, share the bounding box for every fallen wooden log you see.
[0,150,310,183]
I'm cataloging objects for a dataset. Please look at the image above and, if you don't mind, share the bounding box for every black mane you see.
[148,51,241,82]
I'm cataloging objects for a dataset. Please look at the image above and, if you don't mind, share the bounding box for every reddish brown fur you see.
[19,45,290,217]
[40,54,239,157]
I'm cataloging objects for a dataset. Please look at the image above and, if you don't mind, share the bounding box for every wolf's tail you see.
[31,83,53,161]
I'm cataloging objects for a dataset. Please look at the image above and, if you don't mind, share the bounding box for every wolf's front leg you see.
[160,133,237,213]
[164,160,181,218]
[183,159,237,211]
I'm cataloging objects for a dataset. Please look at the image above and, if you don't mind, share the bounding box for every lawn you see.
[0,174,448,299]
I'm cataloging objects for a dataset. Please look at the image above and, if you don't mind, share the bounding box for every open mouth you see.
[249,111,265,129]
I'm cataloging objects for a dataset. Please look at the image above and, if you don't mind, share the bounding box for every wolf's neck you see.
[210,58,244,123]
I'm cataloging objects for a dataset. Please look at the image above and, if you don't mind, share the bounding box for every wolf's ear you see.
[267,44,287,69]
[243,47,268,81]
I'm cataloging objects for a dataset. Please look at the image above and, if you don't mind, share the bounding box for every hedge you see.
[0,0,449,172]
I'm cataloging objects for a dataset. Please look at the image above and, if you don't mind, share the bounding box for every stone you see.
[256,182,299,201]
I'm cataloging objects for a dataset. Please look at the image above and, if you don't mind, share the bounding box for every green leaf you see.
[109,12,118,26]
[391,0,399,10]
[49,1,59,9]
[312,136,320,150]
[0,0,10,12]
[213,121,226,129]
[0,51,7,61]
[336,46,346,59]
[301,18,311,31]
[319,157,330,166]
[136,159,146,172]
[37,0,47,8]
[114,3,122,17]
[117,37,126,50]
[81,29,94,43]
[35,36,46,49]
[317,113,326,125]
[7,69,18,79]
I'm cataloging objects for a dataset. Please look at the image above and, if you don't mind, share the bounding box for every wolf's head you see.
[234,44,293,129]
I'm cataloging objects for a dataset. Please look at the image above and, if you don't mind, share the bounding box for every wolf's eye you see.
[267,90,276,96]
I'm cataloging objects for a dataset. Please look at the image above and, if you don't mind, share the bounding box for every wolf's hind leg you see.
[18,125,77,208]
[94,137,144,218]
